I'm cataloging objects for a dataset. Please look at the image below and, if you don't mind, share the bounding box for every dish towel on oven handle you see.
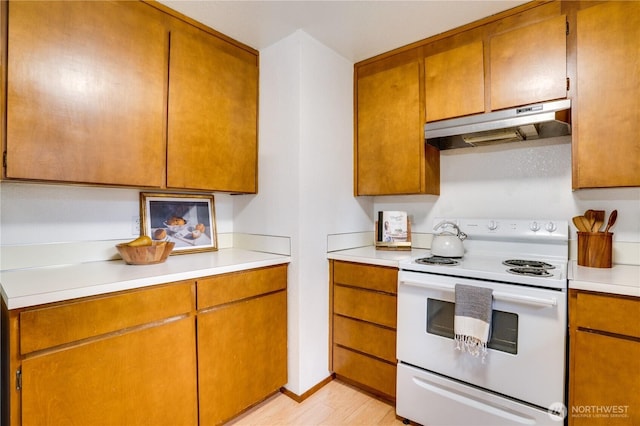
[454,283,493,362]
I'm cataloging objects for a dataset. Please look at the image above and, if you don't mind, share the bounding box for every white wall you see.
[232,30,373,395]
[0,183,235,246]
[374,138,640,250]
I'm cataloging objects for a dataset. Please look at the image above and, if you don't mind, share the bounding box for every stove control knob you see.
[529,221,540,232]
[487,220,498,231]
[545,222,557,233]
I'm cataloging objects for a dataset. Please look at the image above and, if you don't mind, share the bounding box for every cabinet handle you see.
[16,368,22,391]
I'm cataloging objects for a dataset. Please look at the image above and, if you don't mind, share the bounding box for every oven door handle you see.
[400,280,558,307]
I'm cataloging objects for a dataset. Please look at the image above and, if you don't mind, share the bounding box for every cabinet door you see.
[198,290,287,425]
[425,41,485,122]
[21,317,198,425]
[6,1,167,186]
[356,52,439,195]
[570,331,639,425]
[490,15,567,110]
[573,2,640,189]
[167,23,258,193]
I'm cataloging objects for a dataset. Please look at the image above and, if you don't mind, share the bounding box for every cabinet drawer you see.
[20,282,194,354]
[197,264,287,309]
[333,261,397,294]
[334,315,396,363]
[333,345,396,398]
[334,286,396,328]
[575,292,640,338]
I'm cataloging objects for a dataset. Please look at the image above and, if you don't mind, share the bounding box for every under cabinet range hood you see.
[425,99,571,150]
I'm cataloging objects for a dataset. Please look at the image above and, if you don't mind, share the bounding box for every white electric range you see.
[396,218,569,425]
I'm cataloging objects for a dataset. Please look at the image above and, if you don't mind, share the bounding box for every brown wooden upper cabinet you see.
[5,1,168,187]
[355,2,568,196]
[489,14,567,111]
[3,0,259,193]
[572,1,640,189]
[425,41,485,123]
[424,12,567,125]
[167,20,258,193]
[354,48,440,196]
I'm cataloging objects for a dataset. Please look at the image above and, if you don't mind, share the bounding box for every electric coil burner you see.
[503,259,555,269]
[415,256,460,266]
[503,259,555,277]
[506,267,554,277]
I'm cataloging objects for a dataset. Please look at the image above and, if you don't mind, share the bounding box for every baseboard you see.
[280,374,335,403]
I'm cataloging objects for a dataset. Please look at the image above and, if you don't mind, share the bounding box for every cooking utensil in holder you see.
[577,232,612,268]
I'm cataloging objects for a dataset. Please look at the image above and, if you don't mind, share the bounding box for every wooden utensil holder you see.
[577,232,612,268]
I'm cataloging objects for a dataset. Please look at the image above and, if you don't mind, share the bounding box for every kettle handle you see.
[433,221,467,241]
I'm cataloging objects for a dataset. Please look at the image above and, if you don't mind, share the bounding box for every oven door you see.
[397,270,567,410]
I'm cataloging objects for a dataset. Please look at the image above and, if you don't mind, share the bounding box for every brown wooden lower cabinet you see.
[568,289,640,426]
[22,317,198,426]
[197,266,288,425]
[1,264,288,426]
[329,260,397,401]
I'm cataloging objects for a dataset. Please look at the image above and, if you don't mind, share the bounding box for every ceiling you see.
[158,0,530,63]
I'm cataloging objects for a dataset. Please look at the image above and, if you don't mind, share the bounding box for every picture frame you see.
[375,211,411,251]
[140,192,217,254]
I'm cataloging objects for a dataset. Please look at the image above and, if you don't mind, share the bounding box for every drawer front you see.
[333,345,396,398]
[20,281,194,354]
[197,264,287,309]
[334,315,396,363]
[575,291,640,338]
[334,285,396,328]
[333,261,397,294]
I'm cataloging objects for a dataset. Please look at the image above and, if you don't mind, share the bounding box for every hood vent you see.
[425,99,571,150]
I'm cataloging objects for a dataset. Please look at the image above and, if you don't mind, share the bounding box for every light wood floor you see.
[227,380,406,425]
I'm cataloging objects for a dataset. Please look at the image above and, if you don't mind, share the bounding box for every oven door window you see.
[426,298,518,354]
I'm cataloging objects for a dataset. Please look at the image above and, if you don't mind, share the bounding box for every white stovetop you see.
[0,248,291,309]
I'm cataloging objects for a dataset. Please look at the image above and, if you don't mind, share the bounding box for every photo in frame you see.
[375,210,411,250]
[141,193,217,254]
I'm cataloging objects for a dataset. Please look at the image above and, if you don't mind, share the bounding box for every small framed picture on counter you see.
[376,210,411,250]
[140,192,217,254]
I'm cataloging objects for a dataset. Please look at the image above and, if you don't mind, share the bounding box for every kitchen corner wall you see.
[232,30,373,396]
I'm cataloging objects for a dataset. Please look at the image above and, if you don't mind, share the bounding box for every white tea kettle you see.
[431,220,467,257]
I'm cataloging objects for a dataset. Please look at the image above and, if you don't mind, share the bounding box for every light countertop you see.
[1,248,291,309]
[327,246,428,268]
[328,247,640,298]
[569,261,640,298]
